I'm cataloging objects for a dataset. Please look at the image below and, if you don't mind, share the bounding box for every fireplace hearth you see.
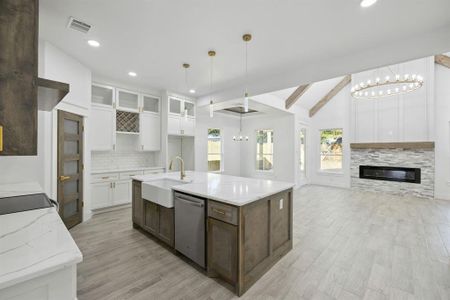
[359,165,421,184]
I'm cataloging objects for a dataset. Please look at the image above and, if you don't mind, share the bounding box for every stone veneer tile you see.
[351,148,435,199]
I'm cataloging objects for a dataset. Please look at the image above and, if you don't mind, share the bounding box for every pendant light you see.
[242,34,252,113]
[182,63,194,93]
[208,50,216,118]
[232,113,249,142]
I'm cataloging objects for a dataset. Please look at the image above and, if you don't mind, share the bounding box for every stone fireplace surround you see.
[350,142,435,199]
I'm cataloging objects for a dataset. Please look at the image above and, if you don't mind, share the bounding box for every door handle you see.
[59,175,71,182]
[176,197,204,207]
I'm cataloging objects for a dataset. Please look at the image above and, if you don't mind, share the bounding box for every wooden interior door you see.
[58,110,83,228]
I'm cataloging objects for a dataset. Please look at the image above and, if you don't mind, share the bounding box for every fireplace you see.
[359,165,421,184]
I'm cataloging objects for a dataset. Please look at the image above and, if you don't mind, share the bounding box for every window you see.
[299,128,306,175]
[256,129,274,171]
[320,129,343,171]
[208,128,222,172]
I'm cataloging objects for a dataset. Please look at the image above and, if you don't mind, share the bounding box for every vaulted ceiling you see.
[40,0,450,102]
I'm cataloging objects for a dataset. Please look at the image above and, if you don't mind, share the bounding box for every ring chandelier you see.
[351,74,424,100]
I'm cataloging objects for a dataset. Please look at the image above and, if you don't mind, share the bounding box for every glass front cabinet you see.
[167,97,195,136]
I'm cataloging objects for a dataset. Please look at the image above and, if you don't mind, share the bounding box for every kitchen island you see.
[132,171,294,296]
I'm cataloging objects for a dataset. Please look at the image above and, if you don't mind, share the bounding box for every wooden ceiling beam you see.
[285,83,312,109]
[309,75,351,118]
[435,54,450,68]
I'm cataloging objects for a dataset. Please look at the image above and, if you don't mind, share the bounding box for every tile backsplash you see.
[92,151,159,171]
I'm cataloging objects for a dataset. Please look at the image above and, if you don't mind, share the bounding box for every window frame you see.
[318,128,343,174]
[255,129,274,172]
[207,128,223,173]
[299,127,307,176]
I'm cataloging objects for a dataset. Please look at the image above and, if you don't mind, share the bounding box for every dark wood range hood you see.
[0,0,70,156]
[37,77,70,111]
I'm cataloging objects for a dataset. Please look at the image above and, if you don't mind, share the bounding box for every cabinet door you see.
[113,180,131,205]
[132,181,143,226]
[184,101,195,118]
[168,115,181,135]
[169,97,182,115]
[90,106,115,151]
[116,89,139,112]
[270,191,291,252]
[91,182,112,209]
[140,113,160,151]
[182,117,195,136]
[158,206,174,247]
[207,218,238,284]
[92,84,114,107]
[142,94,160,114]
[143,201,159,235]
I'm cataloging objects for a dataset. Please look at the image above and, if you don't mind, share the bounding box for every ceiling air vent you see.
[67,17,91,33]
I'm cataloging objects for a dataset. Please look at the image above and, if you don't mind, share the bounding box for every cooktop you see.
[0,193,55,215]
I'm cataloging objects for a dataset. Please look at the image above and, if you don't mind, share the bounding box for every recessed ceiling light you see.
[128,71,137,77]
[360,0,377,7]
[87,40,100,47]
[189,89,196,94]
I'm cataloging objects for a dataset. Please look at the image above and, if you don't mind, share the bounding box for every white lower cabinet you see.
[91,182,112,209]
[91,180,131,209]
[113,180,131,205]
[91,169,164,210]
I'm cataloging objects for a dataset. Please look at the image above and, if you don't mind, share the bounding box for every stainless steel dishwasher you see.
[174,192,206,268]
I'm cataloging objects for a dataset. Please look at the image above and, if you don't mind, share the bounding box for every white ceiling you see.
[40,0,450,101]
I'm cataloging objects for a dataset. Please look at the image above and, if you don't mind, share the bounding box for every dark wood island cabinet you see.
[132,180,175,247]
[132,179,293,296]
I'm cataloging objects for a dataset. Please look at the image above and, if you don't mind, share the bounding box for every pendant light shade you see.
[209,100,214,118]
[208,50,216,118]
[242,34,252,113]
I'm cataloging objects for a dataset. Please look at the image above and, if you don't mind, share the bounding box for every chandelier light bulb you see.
[395,74,400,80]
[385,76,390,81]
[244,93,249,113]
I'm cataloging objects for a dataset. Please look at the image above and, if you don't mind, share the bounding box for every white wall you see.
[195,112,241,176]
[351,57,434,142]
[434,56,450,200]
[308,85,351,188]
[240,114,296,183]
[0,111,50,189]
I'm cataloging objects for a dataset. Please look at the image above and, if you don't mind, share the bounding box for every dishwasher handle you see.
[175,194,204,208]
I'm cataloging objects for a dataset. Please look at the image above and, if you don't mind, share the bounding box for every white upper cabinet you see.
[167,96,196,136]
[92,84,114,107]
[142,94,160,114]
[90,106,116,151]
[169,97,183,115]
[116,89,140,112]
[182,117,195,136]
[184,100,195,118]
[140,113,160,151]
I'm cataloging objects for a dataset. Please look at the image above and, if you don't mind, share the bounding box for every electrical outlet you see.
[279,198,283,210]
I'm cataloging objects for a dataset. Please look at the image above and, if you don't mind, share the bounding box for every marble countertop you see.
[133,171,295,206]
[91,166,165,175]
[0,182,82,290]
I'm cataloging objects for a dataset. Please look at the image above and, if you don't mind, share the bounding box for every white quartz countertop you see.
[91,166,165,175]
[0,182,83,290]
[133,171,295,206]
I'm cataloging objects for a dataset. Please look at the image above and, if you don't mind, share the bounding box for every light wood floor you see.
[70,185,450,300]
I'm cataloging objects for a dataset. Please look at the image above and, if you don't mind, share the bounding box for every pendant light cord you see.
[245,41,248,94]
